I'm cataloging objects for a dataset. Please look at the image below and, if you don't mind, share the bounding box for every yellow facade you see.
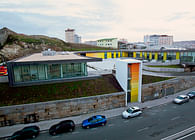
[149,52,152,60]
[155,52,158,60]
[133,52,136,58]
[163,52,167,61]
[122,52,127,57]
[144,52,147,59]
[176,52,180,60]
[118,52,121,58]
[140,52,143,58]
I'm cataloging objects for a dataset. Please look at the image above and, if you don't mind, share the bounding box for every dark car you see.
[49,120,75,136]
[82,115,107,129]
[10,125,40,140]
[186,91,195,99]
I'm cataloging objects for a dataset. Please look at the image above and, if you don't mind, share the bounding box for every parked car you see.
[173,95,189,104]
[186,91,195,99]
[49,120,75,136]
[10,125,40,140]
[82,115,107,129]
[122,106,142,119]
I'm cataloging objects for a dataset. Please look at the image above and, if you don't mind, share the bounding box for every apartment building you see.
[144,35,173,47]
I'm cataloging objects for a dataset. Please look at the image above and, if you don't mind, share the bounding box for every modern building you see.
[144,35,173,47]
[65,29,75,43]
[84,41,97,46]
[97,38,118,49]
[116,59,142,104]
[7,50,102,87]
[65,29,82,43]
[74,34,81,43]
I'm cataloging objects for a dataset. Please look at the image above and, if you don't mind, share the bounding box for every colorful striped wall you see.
[84,51,181,61]
[129,63,139,102]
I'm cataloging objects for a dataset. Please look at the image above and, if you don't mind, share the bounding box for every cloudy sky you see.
[0,0,195,42]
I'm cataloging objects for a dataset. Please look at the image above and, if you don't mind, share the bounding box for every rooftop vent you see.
[58,51,70,55]
[42,49,56,56]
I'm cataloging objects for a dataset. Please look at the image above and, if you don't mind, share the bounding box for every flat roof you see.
[10,52,102,63]
[118,58,142,63]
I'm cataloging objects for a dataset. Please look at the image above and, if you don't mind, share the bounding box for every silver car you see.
[122,106,142,119]
[173,95,189,104]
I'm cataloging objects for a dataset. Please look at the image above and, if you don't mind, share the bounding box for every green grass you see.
[145,65,183,68]
[0,75,122,107]
[142,75,174,84]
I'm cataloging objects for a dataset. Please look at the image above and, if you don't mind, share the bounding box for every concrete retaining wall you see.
[145,60,180,66]
[143,65,184,72]
[0,92,125,125]
[142,76,195,101]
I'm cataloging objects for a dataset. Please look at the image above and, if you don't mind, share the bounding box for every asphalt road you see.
[35,99,195,140]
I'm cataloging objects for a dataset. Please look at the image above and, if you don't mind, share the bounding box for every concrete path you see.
[1,87,195,139]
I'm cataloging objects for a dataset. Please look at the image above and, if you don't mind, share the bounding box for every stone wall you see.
[0,92,125,125]
[142,76,195,101]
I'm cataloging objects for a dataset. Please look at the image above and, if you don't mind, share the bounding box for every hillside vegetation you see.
[0,27,115,62]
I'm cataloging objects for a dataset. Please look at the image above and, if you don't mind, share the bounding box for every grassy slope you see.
[142,75,173,84]
[0,75,173,107]
[0,75,122,107]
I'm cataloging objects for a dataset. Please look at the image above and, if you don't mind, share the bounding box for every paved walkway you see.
[1,87,195,139]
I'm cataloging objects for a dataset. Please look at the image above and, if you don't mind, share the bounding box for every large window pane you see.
[47,64,61,79]
[14,65,22,82]
[21,65,31,82]
[30,65,38,81]
[37,64,46,80]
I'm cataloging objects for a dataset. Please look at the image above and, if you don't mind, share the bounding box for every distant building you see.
[84,41,97,46]
[65,29,75,43]
[144,35,173,47]
[97,38,118,49]
[65,29,81,43]
[74,34,81,43]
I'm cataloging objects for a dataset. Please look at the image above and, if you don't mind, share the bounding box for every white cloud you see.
[0,0,195,42]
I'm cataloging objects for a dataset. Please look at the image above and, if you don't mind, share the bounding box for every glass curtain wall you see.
[13,63,87,83]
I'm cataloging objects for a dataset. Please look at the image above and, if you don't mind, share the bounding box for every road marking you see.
[177,131,195,140]
[52,136,60,138]
[108,124,114,127]
[72,131,80,134]
[91,128,98,131]
[171,116,180,121]
[137,127,149,132]
[123,120,129,123]
[161,125,195,140]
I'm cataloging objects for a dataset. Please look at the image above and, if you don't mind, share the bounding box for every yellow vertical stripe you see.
[149,52,152,60]
[144,52,147,59]
[133,52,136,58]
[163,52,167,61]
[107,52,111,58]
[114,52,116,58]
[140,52,142,58]
[155,52,158,60]
[176,52,180,60]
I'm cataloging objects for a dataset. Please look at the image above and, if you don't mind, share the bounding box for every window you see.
[47,64,61,79]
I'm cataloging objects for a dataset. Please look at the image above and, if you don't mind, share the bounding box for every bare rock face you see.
[0,28,9,47]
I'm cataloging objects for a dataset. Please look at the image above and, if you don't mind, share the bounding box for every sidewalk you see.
[1,87,195,138]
